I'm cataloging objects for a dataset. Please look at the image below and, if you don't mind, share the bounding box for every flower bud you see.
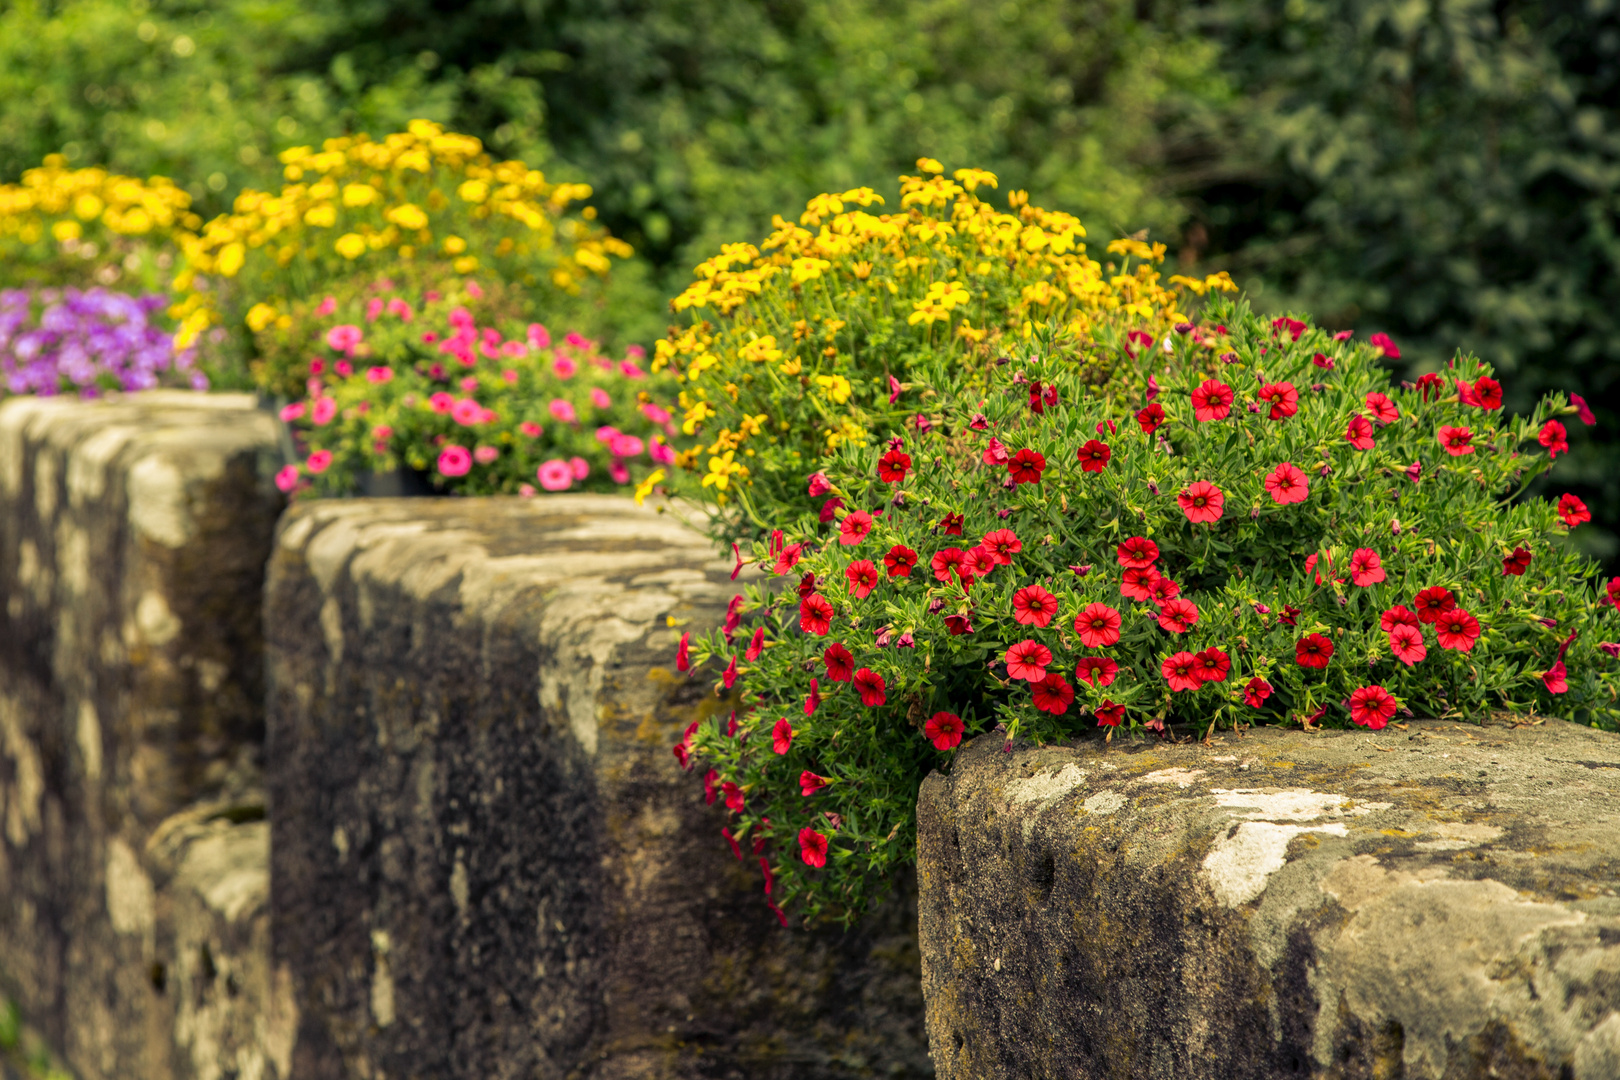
[1174,322,1193,334]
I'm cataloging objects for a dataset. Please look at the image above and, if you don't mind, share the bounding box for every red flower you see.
[823,642,854,682]
[1349,548,1386,587]
[943,613,975,636]
[1472,377,1504,410]
[1157,597,1199,634]
[878,448,911,483]
[925,711,964,750]
[1416,372,1445,401]
[1312,352,1334,369]
[1074,656,1119,687]
[1243,677,1272,708]
[722,655,739,688]
[939,512,965,536]
[930,547,966,581]
[838,510,874,545]
[1278,605,1302,627]
[1147,576,1180,605]
[1296,633,1334,668]
[672,720,698,769]
[818,497,845,524]
[1389,624,1426,665]
[1191,378,1234,422]
[1077,440,1111,472]
[676,631,691,672]
[1369,332,1400,359]
[805,677,820,715]
[1413,586,1457,623]
[1273,316,1307,341]
[1192,647,1230,682]
[1434,609,1481,651]
[1539,420,1570,459]
[1608,577,1620,610]
[1264,462,1309,504]
[1259,382,1299,420]
[852,667,887,706]
[1559,493,1591,526]
[982,437,1009,466]
[1004,639,1053,682]
[1572,393,1596,425]
[1438,425,1475,456]
[981,529,1022,564]
[1008,448,1047,484]
[1124,329,1154,358]
[1136,403,1165,435]
[1031,672,1074,715]
[1502,547,1532,576]
[965,546,998,578]
[1365,392,1400,425]
[799,827,829,867]
[1121,566,1162,602]
[1162,651,1203,692]
[1012,585,1060,627]
[773,717,794,754]
[1381,605,1420,631]
[807,472,832,496]
[1542,661,1569,695]
[800,594,834,635]
[1456,378,1482,407]
[1348,685,1397,730]
[1117,536,1159,567]
[846,559,880,599]
[1345,415,1375,450]
[774,544,804,575]
[703,769,720,805]
[1094,699,1126,727]
[1074,603,1123,647]
[746,625,766,661]
[720,781,745,813]
[1178,481,1225,524]
[884,545,918,577]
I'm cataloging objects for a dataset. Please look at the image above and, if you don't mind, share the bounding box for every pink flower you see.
[528,323,551,349]
[365,366,394,383]
[274,464,299,492]
[519,421,543,437]
[279,402,307,421]
[553,357,577,379]
[311,397,338,426]
[569,456,590,480]
[537,459,573,491]
[452,398,484,426]
[326,325,363,353]
[437,445,472,477]
[641,403,671,424]
[590,388,612,409]
[1543,661,1569,694]
[365,298,384,322]
[518,484,536,497]
[429,392,455,414]
[650,439,676,465]
[305,450,332,474]
[315,296,337,316]
[387,298,413,320]
[1365,392,1399,425]
[549,399,577,423]
[609,460,630,484]
[474,446,499,465]
[610,434,645,458]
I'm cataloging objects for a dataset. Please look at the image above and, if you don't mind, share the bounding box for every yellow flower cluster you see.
[170,120,632,347]
[656,160,1235,517]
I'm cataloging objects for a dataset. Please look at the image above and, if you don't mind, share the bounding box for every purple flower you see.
[0,288,201,396]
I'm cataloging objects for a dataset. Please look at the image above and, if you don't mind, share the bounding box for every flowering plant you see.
[169,121,632,356]
[273,276,679,497]
[0,288,203,395]
[674,295,1617,924]
[651,159,1235,536]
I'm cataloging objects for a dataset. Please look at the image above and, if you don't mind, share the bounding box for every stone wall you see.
[265,496,930,1080]
[917,723,1620,1080]
[0,393,290,1079]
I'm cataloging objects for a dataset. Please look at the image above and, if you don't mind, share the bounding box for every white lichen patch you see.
[1204,821,1350,907]
[1082,791,1127,815]
[1139,767,1206,787]
[105,839,156,952]
[127,454,193,547]
[1007,764,1088,806]
[1210,788,1391,822]
[1413,821,1503,851]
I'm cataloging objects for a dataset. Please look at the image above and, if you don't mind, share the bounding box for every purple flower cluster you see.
[0,288,204,396]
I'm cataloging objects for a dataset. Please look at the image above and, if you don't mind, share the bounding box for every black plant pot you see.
[356,467,436,497]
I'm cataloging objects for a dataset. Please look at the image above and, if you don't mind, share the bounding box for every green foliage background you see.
[2,0,1617,553]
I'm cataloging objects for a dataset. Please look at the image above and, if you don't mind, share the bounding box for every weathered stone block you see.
[0,392,288,1079]
[918,722,1620,1080]
[267,496,930,1079]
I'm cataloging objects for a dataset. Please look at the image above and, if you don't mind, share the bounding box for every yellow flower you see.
[50,220,81,242]
[681,400,716,435]
[341,184,377,207]
[216,242,246,277]
[245,302,278,332]
[386,203,429,231]
[916,157,944,174]
[453,255,479,273]
[457,179,489,203]
[814,374,853,404]
[791,256,831,284]
[73,193,104,220]
[700,451,745,491]
[334,233,367,260]
[442,235,467,255]
[739,335,782,364]
[633,469,666,506]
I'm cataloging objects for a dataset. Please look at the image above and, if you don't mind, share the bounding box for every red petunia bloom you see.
[1274,316,1307,341]
[1278,605,1302,626]
[878,448,912,483]
[1472,377,1504,411]
[1572,393,1596,425]
[1005,639,1053,682]
[840,510,876,546]
[1077,440,1112,473]
[1608,577,1620,610]
[1117,536,1160,568]
[1094,699,1126,727]
[799,594,834,635]
[1381,605,1420,631]
[1349,548,1386,586]
[1365,392,1400,425]
[676,631,691,672]
[982,529,1022,564]
[1031,672,1074,715]
[925,711,965,750]
[845,559,879,599]
[1008,448,1047,484]
[1013,585,1060,628]
[1345,415,1375,450]
[1074,603,1123,647]
[1136,403,1165,435]
[1121,566,1162,602]
[931,547,966,582]
[1389,623,1426,665]
[722,655,739,688]
[799,827,829,867]
[823,642,854,682]
[1438,425,1475,456]
[1192,647,1230,683]
[746,625,766,661]
[1265,462,1309,504]
[966,546,998,578]
[1259,382,1299,420]
[805,677,820,715]
[1543,661,1569,695]
[943,613,975,636]
[1413,586,1457,623]
[1075,656,1119,687]
[775,543,804,575]
[721,781,745,813]
[1348,685,1398,730]
[1157,597,1200,634]
[1312,352,1335,369]
[1369,332,1400,359]
[1559,493,1591,526]
[1147,576,1181,606]
[1502,547,1532,576]
[819,497,845,524]
[1539,420,1570,459]
[884,545,918,577]
[1456,378,1482,407]
[939,512,965,536]
[1243,677,1272,708]
[1191,378,1235,422]
[1416,372,1445,401]
[1434,609,1481,652]
[1296,633,1334,668]
[773,717,794,754]
[1162,651,1203,692]
[672,720,699,770]
[982,438,1010,466]
[1178,481,1225,524]
[853,667,887,706]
